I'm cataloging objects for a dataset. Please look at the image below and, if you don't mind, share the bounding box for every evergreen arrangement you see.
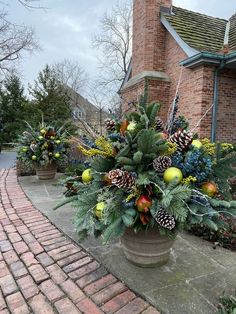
[56,95,236,244]
[17,122,70,167]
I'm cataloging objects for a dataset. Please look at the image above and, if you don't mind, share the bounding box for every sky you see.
[4,0,236,94]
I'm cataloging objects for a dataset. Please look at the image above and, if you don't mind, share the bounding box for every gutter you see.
[180,51,236,68]
[180,51,236,142]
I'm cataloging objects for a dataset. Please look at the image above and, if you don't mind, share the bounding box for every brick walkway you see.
[0,169,160,314]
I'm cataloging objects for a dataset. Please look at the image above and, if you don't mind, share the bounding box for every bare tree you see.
[0,0,45,9]
[52,59,87,94]
[17,0,44,9]
[93,0,132,95]
[0,10,39,76]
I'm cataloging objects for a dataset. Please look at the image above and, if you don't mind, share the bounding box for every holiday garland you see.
[55,95,236,243]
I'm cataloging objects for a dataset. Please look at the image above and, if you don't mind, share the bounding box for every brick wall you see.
[217,69,236,142]
[121,1,236,143]
[164,34,236,142]
[164,33,215,137]
[132,0,172,76]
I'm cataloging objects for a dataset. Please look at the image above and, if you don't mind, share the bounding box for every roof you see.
[229,13,236,51]
[164,6,230,53]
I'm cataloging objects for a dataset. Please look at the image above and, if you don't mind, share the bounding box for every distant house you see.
[67,87,110,135]
[121,0,236,143]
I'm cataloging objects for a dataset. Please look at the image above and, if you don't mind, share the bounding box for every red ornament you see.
[140,213,150,225]
[201,182,218,197]
[136,195,152,213]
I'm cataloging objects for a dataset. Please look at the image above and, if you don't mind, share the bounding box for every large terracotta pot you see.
[34,163,57,180]
[120,228,175,268]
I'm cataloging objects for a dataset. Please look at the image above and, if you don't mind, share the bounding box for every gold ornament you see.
[192,139,202,149]
[163,167,183,184]
[82,169,93,183]
[95,202,105,219]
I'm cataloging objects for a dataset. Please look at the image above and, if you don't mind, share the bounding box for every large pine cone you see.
[105,119,116,131]
[107,169,135,191]
[153,156,172,173]
[155,116,165,132]
[169,130,193,151]
[154,209,176,230]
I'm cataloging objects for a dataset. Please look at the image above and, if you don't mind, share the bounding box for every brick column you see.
[132,0,172,76]
[121,0,172,115]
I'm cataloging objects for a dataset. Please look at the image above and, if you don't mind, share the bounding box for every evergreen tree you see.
[29,65,72,125]
[0,75,38,143]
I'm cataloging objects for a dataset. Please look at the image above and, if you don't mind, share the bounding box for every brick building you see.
[120,0,236,142]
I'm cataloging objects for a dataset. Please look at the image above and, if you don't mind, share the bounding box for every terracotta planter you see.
[120,228,175,267]
[34,163,57,180]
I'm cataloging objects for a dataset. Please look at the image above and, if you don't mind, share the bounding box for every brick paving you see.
[0,168,160,314]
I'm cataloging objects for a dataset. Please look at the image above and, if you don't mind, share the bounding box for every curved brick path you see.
[0,169,160,314]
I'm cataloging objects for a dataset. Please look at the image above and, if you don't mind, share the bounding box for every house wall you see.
[217,69,236,142]
[121,0,236,143]
[121,79,170,119]
[159,32,215,138]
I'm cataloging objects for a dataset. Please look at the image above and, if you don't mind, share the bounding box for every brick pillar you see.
[121,0,172,114]
[132,0,172,76]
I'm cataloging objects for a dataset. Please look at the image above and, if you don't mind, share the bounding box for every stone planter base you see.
[34,163,57,180]
[120,228,175,268]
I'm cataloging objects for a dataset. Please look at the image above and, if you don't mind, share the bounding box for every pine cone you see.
[169,130,193,151]
[107,169,135,191]
[155,116,165,132]
[153,156,172,173]
[154,209,175,230]
[105,119,116,131]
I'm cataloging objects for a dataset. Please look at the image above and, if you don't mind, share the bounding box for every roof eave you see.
[161,15,199,57]
[118,59,132,94]
[180,51,236,69]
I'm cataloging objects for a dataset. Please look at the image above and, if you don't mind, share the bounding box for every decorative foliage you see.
[78,136,114,157]
[55,93,236,244]
[17,122,70,167]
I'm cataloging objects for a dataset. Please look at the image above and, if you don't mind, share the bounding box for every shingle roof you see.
[164,6,228,53]
[229,14,236,51]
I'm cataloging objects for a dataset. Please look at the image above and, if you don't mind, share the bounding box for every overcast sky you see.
[5,0,236,92]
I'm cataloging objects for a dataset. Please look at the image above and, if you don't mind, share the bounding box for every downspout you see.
[211,60,225,142]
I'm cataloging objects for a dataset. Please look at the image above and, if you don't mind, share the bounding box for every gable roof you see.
[164,6,229,53]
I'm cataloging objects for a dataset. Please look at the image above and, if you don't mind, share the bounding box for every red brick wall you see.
[132,0,172,76]
[164,33,215,137]
[121,1,236,143]
[217,69,236,142]
[121,79,170,116]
